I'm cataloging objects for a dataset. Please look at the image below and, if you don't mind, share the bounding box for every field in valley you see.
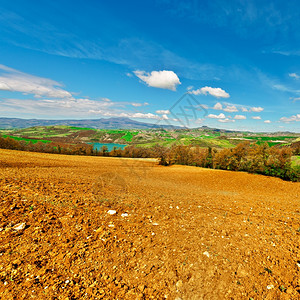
[0,149,299,299]
[1,125,298,149]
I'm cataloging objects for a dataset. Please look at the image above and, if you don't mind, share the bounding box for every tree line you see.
[156,142,299,181]
[0,136,299,181]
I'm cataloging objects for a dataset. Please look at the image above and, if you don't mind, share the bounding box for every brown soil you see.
[0,149,299,300]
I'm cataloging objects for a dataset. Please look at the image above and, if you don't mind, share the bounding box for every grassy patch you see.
[291,156,300,167]
[69,127,95,131]
[1,135,52,144]
[121,131,138,142]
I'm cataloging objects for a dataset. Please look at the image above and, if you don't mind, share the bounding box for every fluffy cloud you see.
[234,115,246,120]
[207,113,226,119]
[89,110,168,120]
[1,96,165,121]
[213,102,223,110]
[279,114,300,122]
[218,118,235,123]
[189,86,229,98]
[291,97,300,102]
[250,107,264,112]
[133,70,181,91]
[1,97,114,117]
[131,102,149,107]
[0,64,73,99]
[241,107,248,112]
[223,105,238,112]
[289,73,300,79]
[252,116,261,120]
[264,120,271,123]
[156,110,170,114]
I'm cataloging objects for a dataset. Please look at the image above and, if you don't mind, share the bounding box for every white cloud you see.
[279,114,300,122]
[223,105,238,112]
[291,97,300,102]
[250,106,264,112]
[156,110,170,114]
[218,118,235,123]
[207,113,226,119]
[234,115,246,120]
[126,72,133,77]
[289,73,300,79]
[0,64,73,99]
[252,116,261,120]
[131,102,149,107]
[241,107,248,112]
[1,97,114,117]
[133,70,181,91]
[1,95,164,121]
[189,86,230,98]
[89,110,167,120]
[213,102,223,110]
[264,120,271,123]
[187,85,194,90]
[101,97,111,102]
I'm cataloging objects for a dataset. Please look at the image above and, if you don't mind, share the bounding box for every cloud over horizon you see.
[250,107,264,112]
[289,73,300,79]
[189,86,230,98]
[280,114,300,122]
[133,70,181,91]
[207,113,226,119]
[0,64,73,99]
[234,115,246,120]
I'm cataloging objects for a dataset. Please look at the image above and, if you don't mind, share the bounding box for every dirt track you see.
[0,149,299,299]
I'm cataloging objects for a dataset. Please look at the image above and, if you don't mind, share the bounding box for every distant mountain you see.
[0,117,179,130]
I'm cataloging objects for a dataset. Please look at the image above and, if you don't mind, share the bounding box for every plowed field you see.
[0,149,299,299]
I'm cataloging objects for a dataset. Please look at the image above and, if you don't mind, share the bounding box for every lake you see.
[91,143,127,152]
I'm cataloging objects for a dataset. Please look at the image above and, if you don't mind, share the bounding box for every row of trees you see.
[0,136,299,181]
[0,137,94,156]
[156,143,299,181]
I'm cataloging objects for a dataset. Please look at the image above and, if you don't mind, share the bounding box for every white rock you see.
[13,223,26,231]
[297,262,300,268]
[121,213,128,217]
[65,280,70,284]
[108,224,115,228]
[267,284,274,290]
[107,210,116,215]
[203,251,210,258]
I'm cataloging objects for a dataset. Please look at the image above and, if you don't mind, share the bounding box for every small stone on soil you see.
[13,223,26,231]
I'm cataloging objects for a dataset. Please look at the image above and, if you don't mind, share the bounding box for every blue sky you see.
[0,0,299,132]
